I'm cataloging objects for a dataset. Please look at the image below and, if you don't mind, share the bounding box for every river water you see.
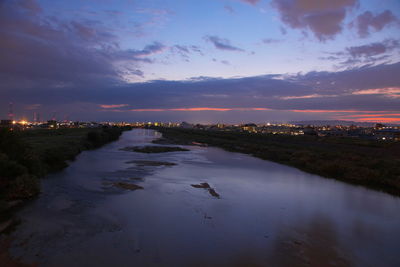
[7,129,400,266]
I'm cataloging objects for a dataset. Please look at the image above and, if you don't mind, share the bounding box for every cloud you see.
[0,0,169,89]
[351,87,400,98]
[239,0,261,5]
[127,42,166,58]
[295,62,400,93]
[99,104,129,109]
[15,0,42,14]
[346,40,399,58]
[279,94,338,100]
[272,0,357,41]
[204,36,244,52]
[352,10,399,37]
[170,45,204,60]
[2,23,399,125]
[262,38,282,44]
[322,39,399,67]
[224,5,235,13]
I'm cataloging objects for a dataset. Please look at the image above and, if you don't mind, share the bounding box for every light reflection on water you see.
[9,129,400,267]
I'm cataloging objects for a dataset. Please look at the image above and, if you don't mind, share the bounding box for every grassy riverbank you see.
[0,127,129,204]
[153,127,400,196]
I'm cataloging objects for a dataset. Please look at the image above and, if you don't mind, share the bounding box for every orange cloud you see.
[347,118,400,123]
[280,94,337,100]
[338,114,400,118]
[289,109,383,113]
[351,87,400,98]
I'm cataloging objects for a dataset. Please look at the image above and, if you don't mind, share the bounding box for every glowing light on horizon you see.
[101,106,400,124]
[289,109,397,113]
[337,114,400,118]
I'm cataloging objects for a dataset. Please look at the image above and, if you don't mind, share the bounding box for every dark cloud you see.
[352,10,399,37]
[170,45,204,60]
[0,0,168,89]
[2,62,399,123]
[272,0,357,41]
[15,0,42,14]
[204,36,244,52]
[347,40,399,58]
[294,62,400,93]
[1,0,398,123]
[321,39,399,67]
[126,42,166,60]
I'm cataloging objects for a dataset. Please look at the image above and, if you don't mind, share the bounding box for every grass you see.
[0,127,128,203]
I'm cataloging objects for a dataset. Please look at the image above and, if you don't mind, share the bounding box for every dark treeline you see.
[0,127,129,203]
[153,127,400,196]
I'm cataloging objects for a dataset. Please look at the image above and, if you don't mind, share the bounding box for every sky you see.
[1,0,400,124]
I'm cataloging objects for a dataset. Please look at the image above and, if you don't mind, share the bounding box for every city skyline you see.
[1,0,400,123]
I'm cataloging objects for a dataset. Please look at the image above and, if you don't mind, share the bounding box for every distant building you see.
[180,122,193,129]
[375,129,400,141]
[374,123,385,130]
[303,128,317,135]
[47,120,58,128]
[242,123,257,132]
[321,130,348,137]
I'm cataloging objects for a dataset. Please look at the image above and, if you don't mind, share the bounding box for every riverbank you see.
[152,127,400,196]
[0,126,130,226]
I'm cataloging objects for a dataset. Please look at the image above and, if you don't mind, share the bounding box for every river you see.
[6,129,400,266]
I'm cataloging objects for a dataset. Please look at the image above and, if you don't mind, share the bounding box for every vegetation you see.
[154,127,400,196]
[0,127,128,204]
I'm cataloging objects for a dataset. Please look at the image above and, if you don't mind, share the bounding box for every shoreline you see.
[152,127,400,197]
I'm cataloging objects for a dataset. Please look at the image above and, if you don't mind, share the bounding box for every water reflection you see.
[269,214,351,267]
[8,129,400,267]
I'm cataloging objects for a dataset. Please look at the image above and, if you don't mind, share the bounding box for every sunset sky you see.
[1,0,400,123]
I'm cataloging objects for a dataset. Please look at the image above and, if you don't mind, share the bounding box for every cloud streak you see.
[100,104,129,109]
[204,36,244,52]
[351,87,400,98]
